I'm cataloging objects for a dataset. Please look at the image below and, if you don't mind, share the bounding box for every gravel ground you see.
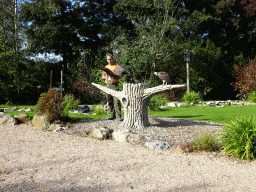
[1,117,256,191]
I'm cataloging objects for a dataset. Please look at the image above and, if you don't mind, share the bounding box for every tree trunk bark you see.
[91,83,185,130]
[120,83,150,129]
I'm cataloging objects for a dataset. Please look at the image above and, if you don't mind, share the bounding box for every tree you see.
[105,0,211,83]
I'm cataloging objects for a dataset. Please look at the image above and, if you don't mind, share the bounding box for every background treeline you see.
[1,0,256,104]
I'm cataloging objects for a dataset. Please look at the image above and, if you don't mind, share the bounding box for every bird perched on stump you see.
[154,72,176,85]
[100,65,133,84]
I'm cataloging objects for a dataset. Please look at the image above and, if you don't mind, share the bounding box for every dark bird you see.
[100,65,133,83]
[154,72,176,85]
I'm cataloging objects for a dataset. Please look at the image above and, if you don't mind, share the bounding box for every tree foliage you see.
[232,57,256,98]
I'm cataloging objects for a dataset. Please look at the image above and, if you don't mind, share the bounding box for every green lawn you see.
[149,105,256,125]
[1,104,255,125]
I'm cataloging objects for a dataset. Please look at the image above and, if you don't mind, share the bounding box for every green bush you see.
[62,93,80,116]
[192,132,221,152]
[247,91,256,102]
[149,94,169,111]
[35,89,67,123]
[182,91,202,105]
[220,115,256,161]
[93,105,106,115]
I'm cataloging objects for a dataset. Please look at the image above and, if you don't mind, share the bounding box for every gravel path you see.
[1,117,256,191]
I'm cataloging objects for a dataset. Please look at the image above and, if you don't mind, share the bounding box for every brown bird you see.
[154,72,176,85]
[100,65,133,83]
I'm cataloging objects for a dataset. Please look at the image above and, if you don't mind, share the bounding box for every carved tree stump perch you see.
[92,83,185,129]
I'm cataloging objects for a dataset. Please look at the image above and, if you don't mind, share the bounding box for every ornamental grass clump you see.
[192,132,221,152]
[247,91,256,102]
[35,89,67,123]
[220,115,256,161]
[182,91,202,106]
[149,94,169,111]
[62,93,80,116]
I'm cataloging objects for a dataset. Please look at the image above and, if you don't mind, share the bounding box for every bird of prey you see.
[153,72,176,85]
[101,65,133,84]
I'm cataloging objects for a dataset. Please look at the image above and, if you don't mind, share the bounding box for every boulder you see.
[78,105,90,113]
[128,133,146,144]
[32,114,49,130]
[176,142,194,154]
[25,108,32,111]
[16,113,29,123]
[17,108,26,111]
[48,124,62,131]
[10,107,17,112]
[145,140,171,150]
[91,127,113,140]
[0,113,17,125]
[112,129,132,143]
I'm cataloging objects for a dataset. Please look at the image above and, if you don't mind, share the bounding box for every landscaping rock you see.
[10,107,17,112]
[91,127,112,140]
[17,108,26,111]
[112,129,131,143]
[16,113,29,123]
[48,124,62,131]
[25,108,32,111]
[127,133,146,144]
[0,113,17,125]
[145,140,171,150]
[176,142,194,154]
[53,127,68,132]
[32,114,49,130]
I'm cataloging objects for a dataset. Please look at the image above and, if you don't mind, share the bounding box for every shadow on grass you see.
[149,116,221,128]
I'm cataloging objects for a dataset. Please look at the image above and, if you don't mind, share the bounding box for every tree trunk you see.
[92,83,185,130]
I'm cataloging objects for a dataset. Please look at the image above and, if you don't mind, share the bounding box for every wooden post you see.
[50,70,52,88]
[187,62,190,93]
[61,69,63,97]
[92,83,185,129]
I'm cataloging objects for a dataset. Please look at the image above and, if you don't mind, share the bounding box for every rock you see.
[0,108,8,112]
[10,107,17,112]
[145,140,171,150]
[78,105,91,113]
[53,127,67,133]
[48,124,62,131]
[167,102,178,107]
[176,142,194,154]
[16,113,29,123]
[112,129,131,143]
[91,127,112,140]
[25,108,32,111]
[17,108,26,111]
[0,113,17,125]
[32,114,49,130]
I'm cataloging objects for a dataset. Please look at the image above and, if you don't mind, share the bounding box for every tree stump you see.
[92,83,185,129]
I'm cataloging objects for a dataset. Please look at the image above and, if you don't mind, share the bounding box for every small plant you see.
[182,91,202,106]
[192,132,221,152]
[247,91,256,102]
[93,105,105,115]
[62,93,80,116]
[220,115,256,161]
[35,89,67,123]
[149,94,169,111]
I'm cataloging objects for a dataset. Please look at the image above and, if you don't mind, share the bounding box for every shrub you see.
[148,94,169,111]
[192,132,221,152]
[93,105,106,115]
[182,91,202,105]
[220,115,256,161]
[232,57,256,99]
[62,93,80,116]
[35,89,66,123]
[247,91,256,102]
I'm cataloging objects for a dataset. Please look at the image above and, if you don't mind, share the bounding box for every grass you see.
[149,105,256,124]
[1,103,255,125]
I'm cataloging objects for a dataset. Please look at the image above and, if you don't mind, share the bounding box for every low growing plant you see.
[192,132,222,152]
[35,89,67,123]
[93,105,106,115]
[220,115,256,161]
[62,93,80,116]
[247,91,256,102]
[182,91,202,106]
[149,94,169,111]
